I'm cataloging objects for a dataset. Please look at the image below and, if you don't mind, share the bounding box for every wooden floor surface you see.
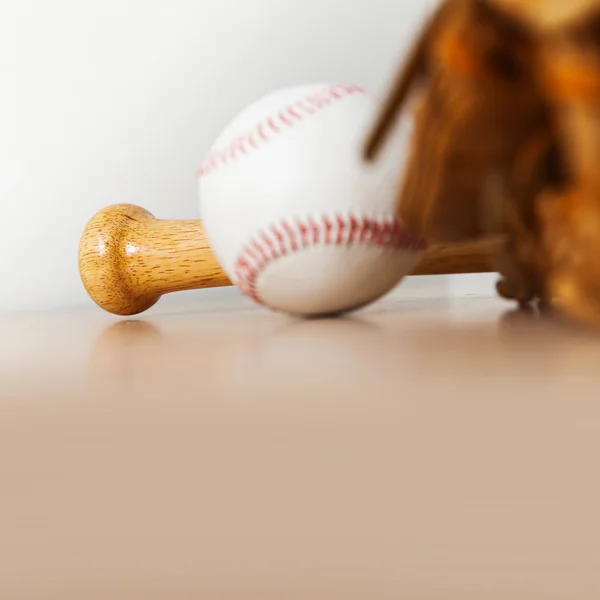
[1,280,600,598]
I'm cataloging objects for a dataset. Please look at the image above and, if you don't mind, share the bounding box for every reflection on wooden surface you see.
[1,292,600,598]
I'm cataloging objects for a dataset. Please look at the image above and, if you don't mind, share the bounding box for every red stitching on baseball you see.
[297,219,309,246]
[257,123,268,141]
[335,215,345,244]
[278,110,295,126]
[232,214,427,307]
[196,84,367,178]
[282,220,297,251]
[296,99,315,114]
[287,106,304,120]
[270,224,286,254]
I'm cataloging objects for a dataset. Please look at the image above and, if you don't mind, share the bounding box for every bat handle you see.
[78,204,232,316]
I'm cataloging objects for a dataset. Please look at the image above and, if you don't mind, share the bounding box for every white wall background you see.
[0,0,492,313]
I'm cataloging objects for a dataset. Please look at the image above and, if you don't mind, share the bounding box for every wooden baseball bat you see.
[79,203,503,316]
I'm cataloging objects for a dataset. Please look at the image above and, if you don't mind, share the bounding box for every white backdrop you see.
[1,0,494,313]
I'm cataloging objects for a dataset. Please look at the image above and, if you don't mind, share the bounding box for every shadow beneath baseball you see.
[232,315,387,394]
[276,313,382,335]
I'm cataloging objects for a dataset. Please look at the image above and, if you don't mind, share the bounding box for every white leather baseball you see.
[197,82,426,316]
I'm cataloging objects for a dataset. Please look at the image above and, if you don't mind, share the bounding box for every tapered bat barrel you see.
[79,203,502,316]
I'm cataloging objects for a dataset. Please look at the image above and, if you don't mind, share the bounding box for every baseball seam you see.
[233,213,427,307]
[196,83,368,178]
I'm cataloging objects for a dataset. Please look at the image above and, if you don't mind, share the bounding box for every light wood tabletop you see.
[1,276,600,599]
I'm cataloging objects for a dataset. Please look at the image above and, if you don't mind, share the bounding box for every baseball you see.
[197,82,426,317]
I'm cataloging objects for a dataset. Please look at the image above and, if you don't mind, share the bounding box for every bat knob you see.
[79,204,161,316]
